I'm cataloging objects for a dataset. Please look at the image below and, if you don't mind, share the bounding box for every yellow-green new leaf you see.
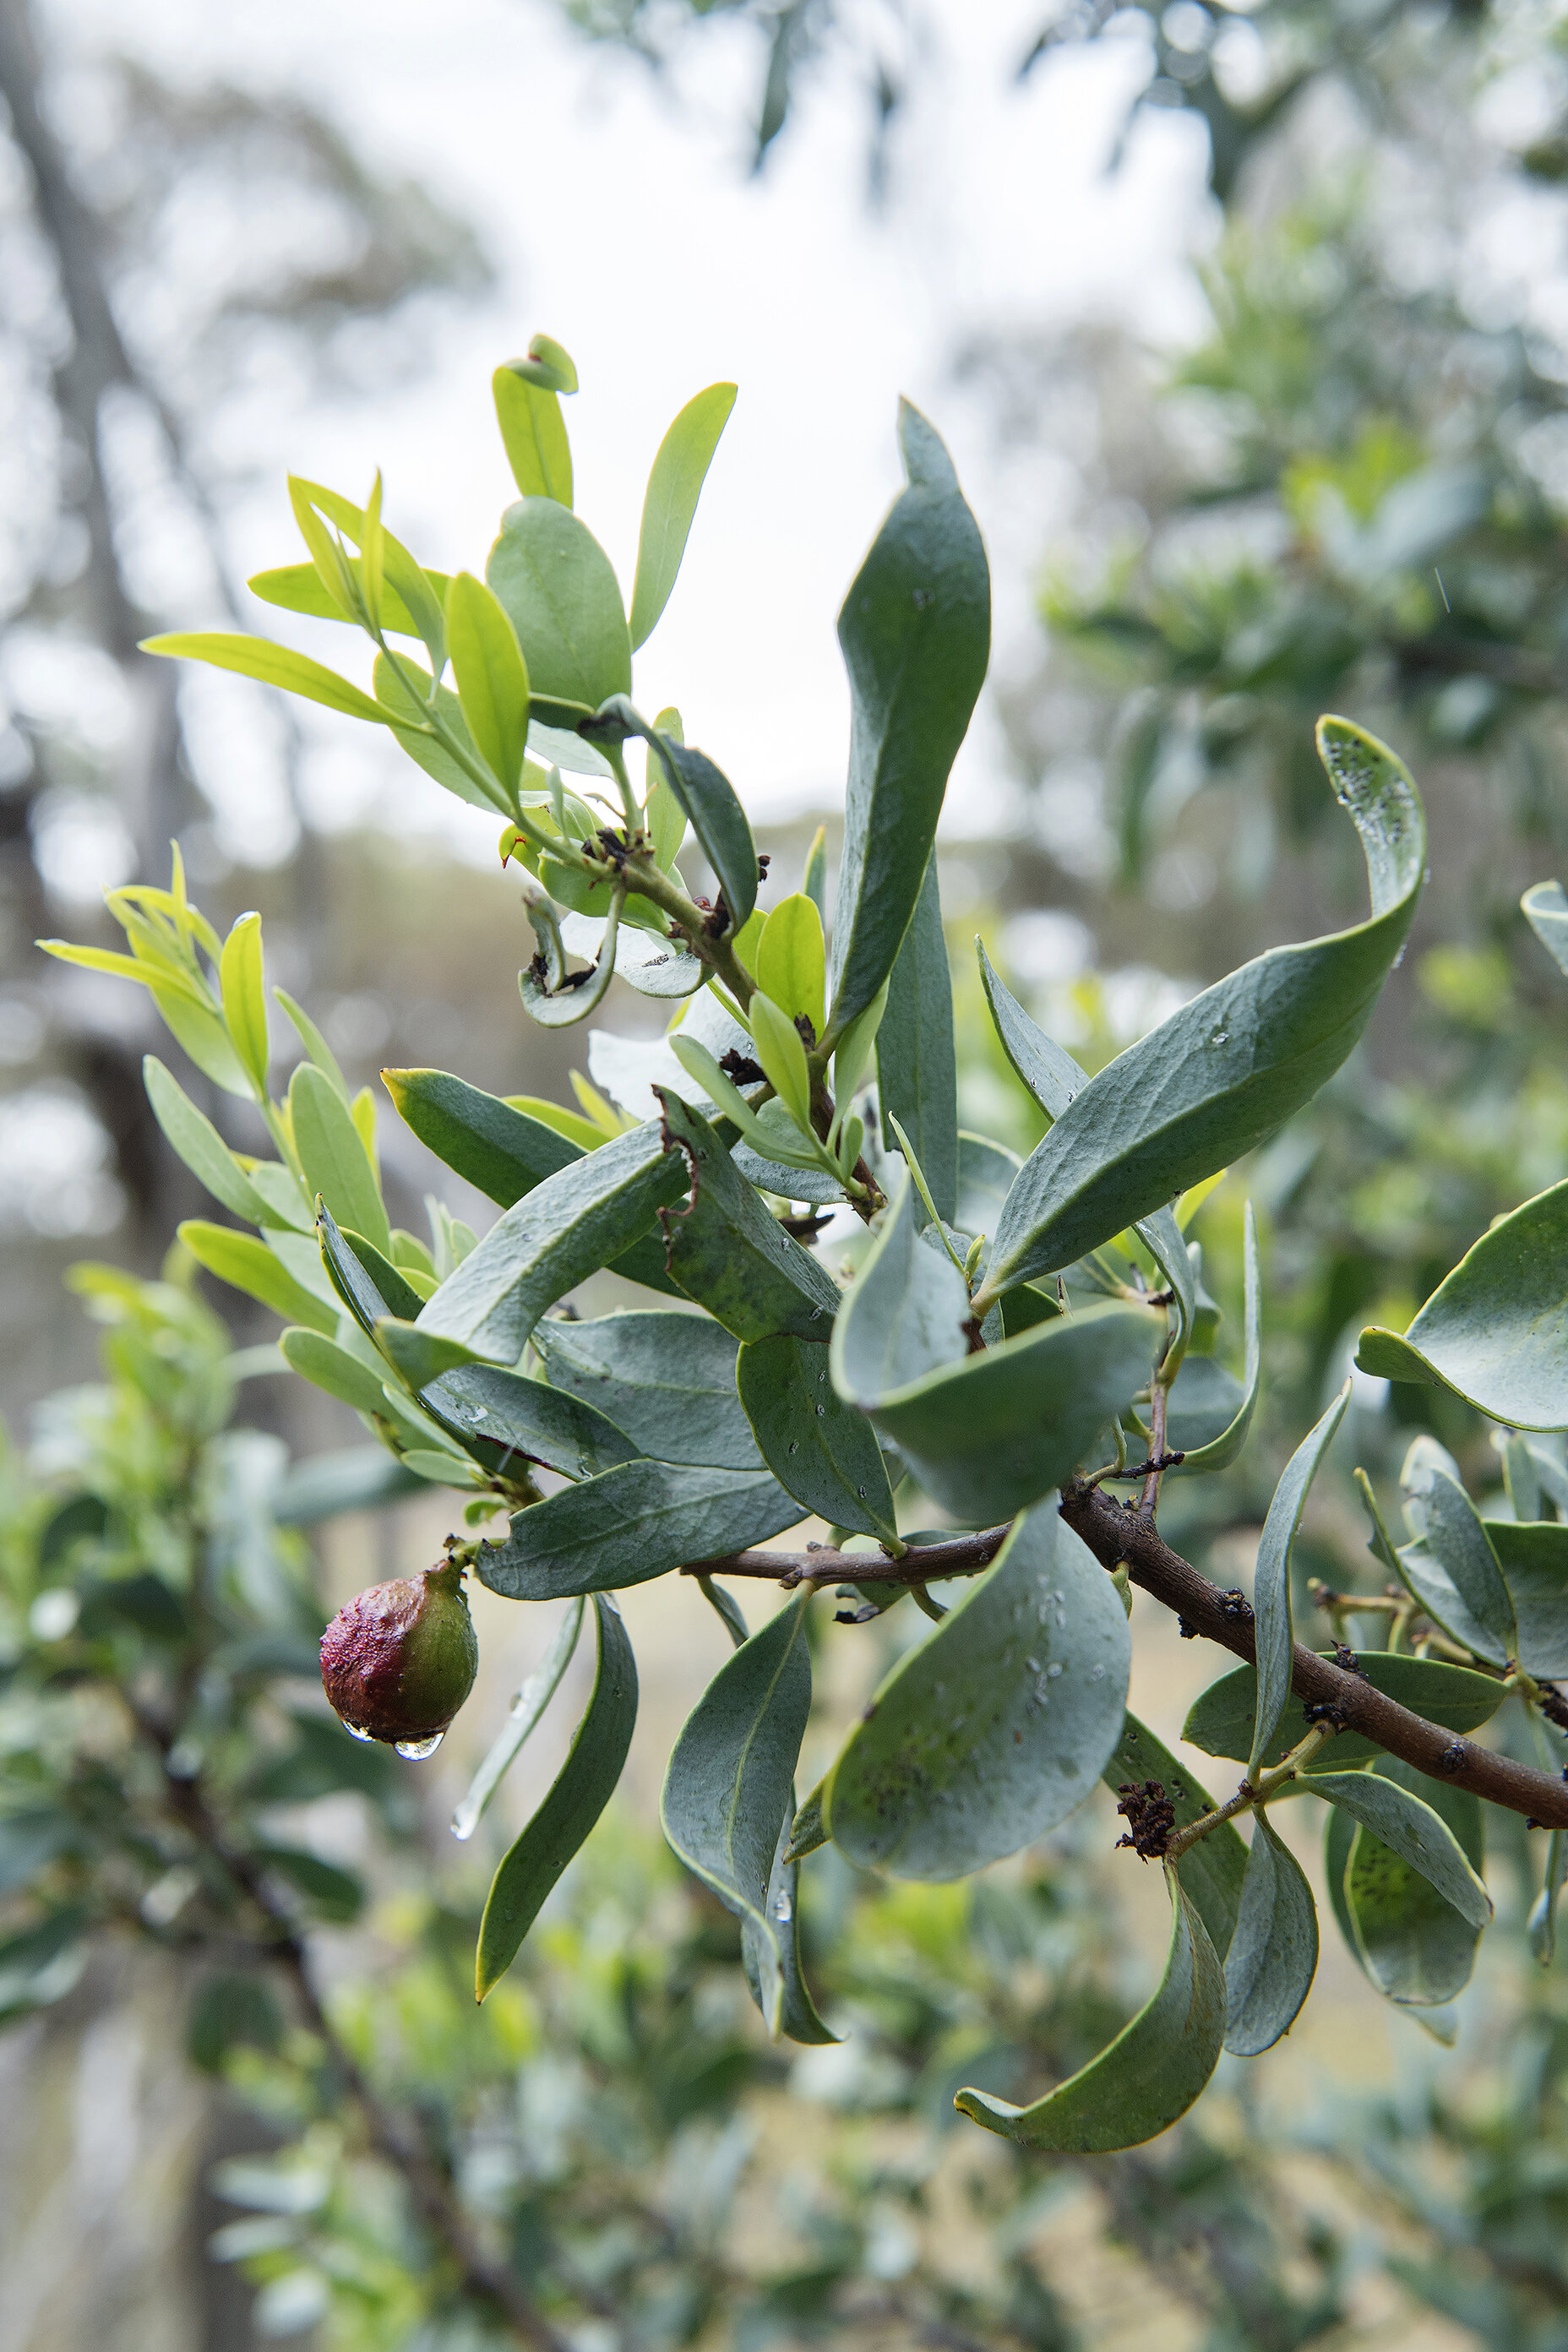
[178,1221,337,1336]
[747,992,814,1131]
[288,1064,390,1255]
[218,913,269,1092]
[754,894,827,1040]
[629,383,737,650]
[444,571,531,801]
[142,634,390,725]
[493,365,573,506]
[143,1055,269,1225]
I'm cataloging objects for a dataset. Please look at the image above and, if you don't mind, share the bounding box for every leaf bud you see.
[319,1559,477,1750]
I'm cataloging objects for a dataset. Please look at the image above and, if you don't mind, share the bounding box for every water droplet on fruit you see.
[344,1722,375,1744]
[395,1732,445,1761]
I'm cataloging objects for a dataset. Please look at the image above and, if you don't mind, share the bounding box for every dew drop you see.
[773,1890,793,1924]
[1392,945,1406,967]
[817,1370,827,1384]
[344,1722,376,1744]
[1091,1663,1106,1680]
[788,1440,800,1454]
[857,1485,867,1498]
[1209,1030,1229,1046]
[395,1732,445,1761]
[1025,1657,1041,1673]
[1047,1661,1063,1680]
[816,1404,826,1417]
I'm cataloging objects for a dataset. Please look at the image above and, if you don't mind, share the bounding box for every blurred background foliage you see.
[8,0,1568,2343]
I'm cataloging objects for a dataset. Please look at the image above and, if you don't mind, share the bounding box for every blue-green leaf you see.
[1401,1452,1516,1663]
[826,402,989,1042]
[1183,1651,1505,1773]
[876,856,957,1224]
[1223,1814,1318,2055]
[736,1331,897,1543]
[824,1503,1130,1878]
[1523,878,1568,980]
[1356,1179,1568,1429]
[1301,1771,1491,1929]
[656,1090,840,1341]
[1250,1382,1350,1780]
[956,1859,1225,2151]
[476,1595,636,1999]
[1101,1716,1248,1959]
[476,1462,801,1600]
[1341,1757,1484,2007]
[1485,1520,1568,1677]
[974,720,1424,1305]
[532,1310,761,1471]
[452,1598,585,1843]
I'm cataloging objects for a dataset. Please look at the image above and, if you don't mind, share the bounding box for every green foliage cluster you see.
[26,349,1568,2190]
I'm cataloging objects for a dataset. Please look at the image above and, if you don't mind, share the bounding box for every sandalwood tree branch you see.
[690,1490,1568,1831]
[1058,1477,1568,1832]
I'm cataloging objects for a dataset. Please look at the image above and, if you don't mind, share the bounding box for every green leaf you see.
[317,1213,425,1332]
[747,992,814,1131]
[830,982,888,1119]
[1342,1757,1484,2006]
[837,1293,1156,1525]
[641,725,758,931]
[1101,1716,1248,1959]
[1530,1827,1568,1965]
[476,1595,636,2000]
[289,473,361,618]
[629,382,737,650]
[273,988,350,1102]
[453,1598,585,1842]
[520,889,624,1028]
[1223,1814,1318,2055]
[1402,1456,1516,1662]
[248,559,453,642]
[531,1310,763,1470]
[803,825,828,923]
[974,719,1424,1304]
[1171,1204,1261,1476]
[486,499,629,714]
[736,1331,897,1542]
[493,365,573,506]
[976,944,1199,1366]
[476,1462,801,1599]
[1523,878,1568,979]
[643,707,688,867]
[289,1063,390,1254]
[1303,1770,1491,1930]
[1250,1381,1351,1780]
[824,1502,1130,1877]
[754,893,827,1042]
[656,1091,841,1342]
[830,1170,971,1400]
[372,651,508,815]
[425,1362,641,1481]
[1484,1521,1568,1677]
[744,1797,837,2046]
[955,1131,1021,1237]
[414,1120,689,1361]
[513,334,579,395]
[1183,1652,1505,1772]
[444,571,531,799]
[279,1327,394,1418]
[662,1590,832,2043]
[956,1859,1224,2151]
[1355,1179,1568,1429]
[373,1319,486,1392]
[143,1056,269,1224]
[270,1446,424,1524]
[218,913,269,1092]
[179,1221,337,1336]
[142,633,390,725]
[875,857,957,1224]
[383,1068,580,1203]
[826,401,990,1041]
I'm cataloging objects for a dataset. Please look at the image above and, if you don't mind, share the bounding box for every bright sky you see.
[58,0,1210,866]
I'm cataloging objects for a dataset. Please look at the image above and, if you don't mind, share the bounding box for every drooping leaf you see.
[824,1504,1130,1878]
[826,402,990,1042]
[1485,1521,1568,1677]
[486,499,630,717]
[1183,1652,1505,1772]
[142,633,391,724]
[629,383,737,650]
[1223,1813,1319,2055]
[1100,1715,1248,1960]
[476,1595,636,1999]
[662,1590,833,2043]
[736,1331,897,1543]
[558,907,706,1000]
[1250,1382,1351,1780]
[1342,1756,1484,2006]
[956,1860,1225,2152]
[744,1797,837,2046]
[476,1461,801,1599]
[519,888,625,1028]
[1301,1771,1491,1928]
[1356,1179,1568,1429]
[656,1090,841,1342]
[453,1598,585,1842]
[1401,1456,1516,1662]
[975,720,1424,1304]
[415,1121,689,1361]
[1522,877,1568,979]
[493,364,573,506]
[876,856,958,1225]
[178,1221,336,1337]
[531,1309,762,1471]
[143,1056,269,1225]
[289,1064,390,1254]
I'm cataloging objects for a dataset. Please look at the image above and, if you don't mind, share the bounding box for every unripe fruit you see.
[319,1559,477,1751]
